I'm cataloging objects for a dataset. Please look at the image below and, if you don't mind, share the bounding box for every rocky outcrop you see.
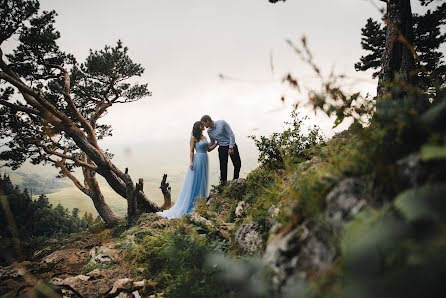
[325,177,368,227]
[235,222,263,255]
[264,220,337,289]
[264,177,369,290]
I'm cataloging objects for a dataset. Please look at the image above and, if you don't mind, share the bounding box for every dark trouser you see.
[218,144,241,184]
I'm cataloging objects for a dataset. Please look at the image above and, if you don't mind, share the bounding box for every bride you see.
[157,121,218,219]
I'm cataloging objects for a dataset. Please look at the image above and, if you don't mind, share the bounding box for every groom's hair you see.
[201,115,212,123]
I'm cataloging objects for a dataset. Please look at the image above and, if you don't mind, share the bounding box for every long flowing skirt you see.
[156,152,209,219]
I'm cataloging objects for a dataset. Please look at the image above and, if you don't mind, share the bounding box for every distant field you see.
[44,186,128,217]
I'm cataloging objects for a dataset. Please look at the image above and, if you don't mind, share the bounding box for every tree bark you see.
[124,168,136,221]
[83,167,122,227]
[58,121,160,213]
[378,0,417,97]
[160,174,172,210]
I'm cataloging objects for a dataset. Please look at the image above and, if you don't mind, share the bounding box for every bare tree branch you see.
[53,158,91,196]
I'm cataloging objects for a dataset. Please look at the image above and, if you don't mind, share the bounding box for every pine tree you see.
[355,18,386,79]
[71,208,79,219]
[356,2,446,90]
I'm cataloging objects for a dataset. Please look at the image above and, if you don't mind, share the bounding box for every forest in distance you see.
[1,0,446,297]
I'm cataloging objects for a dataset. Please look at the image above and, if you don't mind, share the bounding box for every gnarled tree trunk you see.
[378,0,417,97]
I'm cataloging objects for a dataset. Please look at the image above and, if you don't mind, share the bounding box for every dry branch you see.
[160,174,172,210]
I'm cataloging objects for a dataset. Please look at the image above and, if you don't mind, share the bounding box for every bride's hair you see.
[192,121,203,141]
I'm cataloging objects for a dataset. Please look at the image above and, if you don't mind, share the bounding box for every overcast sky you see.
[7,0,421,212]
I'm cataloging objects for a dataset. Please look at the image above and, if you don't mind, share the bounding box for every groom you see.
[201,115,241,185]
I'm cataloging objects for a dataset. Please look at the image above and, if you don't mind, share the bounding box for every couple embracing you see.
[157,115,241,219]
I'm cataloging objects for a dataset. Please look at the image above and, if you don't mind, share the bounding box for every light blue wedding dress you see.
[156,138,209,219]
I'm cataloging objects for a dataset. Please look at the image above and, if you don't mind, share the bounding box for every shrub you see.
[250,110,324,169]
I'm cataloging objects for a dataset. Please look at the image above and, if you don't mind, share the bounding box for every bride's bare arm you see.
[208,141,218,152]
[189,137,195,170]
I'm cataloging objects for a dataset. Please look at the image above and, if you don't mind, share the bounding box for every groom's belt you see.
[218,144,237,148]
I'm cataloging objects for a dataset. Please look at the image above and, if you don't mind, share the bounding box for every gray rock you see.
[188,212,214,229]
[235,222,263,254]
[52,273,118,297]
[325,178,367,226]
[88,245,119,265]
[32,246,54,260]
[86,268,116,280]
[43,248,88,265]
[264,220,336,289]
[235,201,249,218]
[267,205,280,223]
[206,196,217,208]
[269,222,283,234]
[397,153,427,188]
[264,177,372,290]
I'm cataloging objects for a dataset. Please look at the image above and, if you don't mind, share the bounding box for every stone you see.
[397,153,427,188]
[206,196,217,208]
[43,248,89,267]
[235,201,249,218]
[325,178,367,226]
[51,273,119,297]
[264,220,336,289]
[232,178,246,185]
[267,205,280,222]
[86,269,116,280]
[235,222,263,254]
[264,177,372,290]
[88,244,119,265]
[133,280,145,289]
[32,246,54,260]
[188,212,214,229]
[269,222,283,234]
[0,262,29,281]
[109,278,134,296]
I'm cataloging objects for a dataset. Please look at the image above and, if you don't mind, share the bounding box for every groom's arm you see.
[223,120,236,149]
[209,133,216,147]
[208,142,218,152]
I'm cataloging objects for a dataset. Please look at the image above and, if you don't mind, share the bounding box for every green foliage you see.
[226,201,238,223]
[0,0,40,44]
[221,180,247,200]
[354,18,386,78]
[206,254,274,297]
[130,228,231,297]
[81,262,109,275]
[250,110,324,169]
